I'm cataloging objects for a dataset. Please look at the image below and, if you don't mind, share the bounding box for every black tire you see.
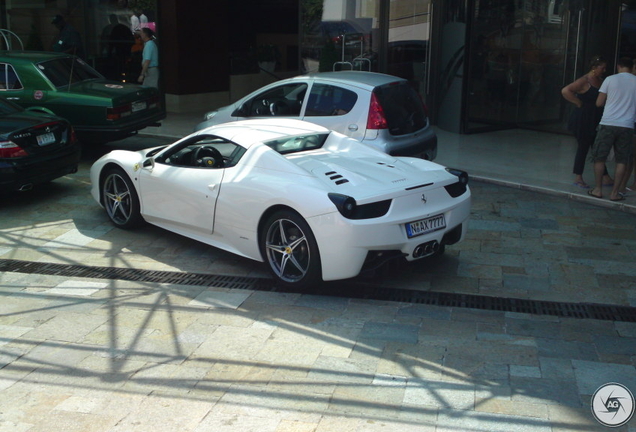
[101,167,144,229]
[260,210,322,289]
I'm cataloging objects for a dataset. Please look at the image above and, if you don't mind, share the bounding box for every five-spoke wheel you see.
[261,210,321,288]
[101,167,143,229]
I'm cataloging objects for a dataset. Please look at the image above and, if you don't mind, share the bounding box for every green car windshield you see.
[37,57,102,88]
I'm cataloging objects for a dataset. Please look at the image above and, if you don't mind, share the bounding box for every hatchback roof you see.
[292,71,406,88]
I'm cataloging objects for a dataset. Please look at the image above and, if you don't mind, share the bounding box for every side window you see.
[0,64,23,90]
[305,84,358,117]
[245,83,308,117]
[157,135,245,168]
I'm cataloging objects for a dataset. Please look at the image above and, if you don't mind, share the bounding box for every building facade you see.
[1,0,634,135]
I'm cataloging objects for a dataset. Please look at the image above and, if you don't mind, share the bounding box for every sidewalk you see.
[0,113,634,432]
[142,112,636,214]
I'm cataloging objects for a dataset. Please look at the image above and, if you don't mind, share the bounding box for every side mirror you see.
[142,158,155,169]
[232,103,248,117]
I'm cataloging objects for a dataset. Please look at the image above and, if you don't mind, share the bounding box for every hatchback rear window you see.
[374,83,427,135]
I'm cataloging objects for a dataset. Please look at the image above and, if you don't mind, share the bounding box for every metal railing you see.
[0,29,24,50]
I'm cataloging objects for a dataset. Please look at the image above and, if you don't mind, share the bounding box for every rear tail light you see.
[0,141,28,158]
[107,104,133,121]
[33,121,60,130]
[69,126,77,144]
[417,93,429,118]
[147,96,160,109]
[366,92,388,130]
[107,96,161,121]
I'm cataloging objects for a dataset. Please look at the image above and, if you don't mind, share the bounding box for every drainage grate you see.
[1,258,635,323]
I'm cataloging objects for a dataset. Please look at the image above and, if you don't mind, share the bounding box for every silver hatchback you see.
[195,71,437,160]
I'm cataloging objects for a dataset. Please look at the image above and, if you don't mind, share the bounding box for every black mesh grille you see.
[1,258,634,322]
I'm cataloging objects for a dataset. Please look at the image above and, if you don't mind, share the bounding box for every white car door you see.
[138,139,225,235]
[302,82,366,141]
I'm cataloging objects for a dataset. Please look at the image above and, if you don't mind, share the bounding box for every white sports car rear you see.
[90,119,471,288]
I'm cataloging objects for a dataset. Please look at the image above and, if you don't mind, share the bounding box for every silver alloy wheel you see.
[103,170,135,226]
[264,217,311,283]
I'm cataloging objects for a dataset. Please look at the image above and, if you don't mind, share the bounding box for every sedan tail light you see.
[0,140,28,158]
[147,96,161,110]
[107,104,133,121]
[366,92,388,130]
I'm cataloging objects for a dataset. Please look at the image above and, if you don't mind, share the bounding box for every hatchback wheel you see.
[260,210,321,289]
[101,167,144,229]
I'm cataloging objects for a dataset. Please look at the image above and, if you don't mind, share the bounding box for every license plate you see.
[132,101,147,112]
[405,214,446,238]
[36,132,56,146]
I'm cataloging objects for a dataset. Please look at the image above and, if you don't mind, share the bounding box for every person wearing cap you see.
[51,14,84,58]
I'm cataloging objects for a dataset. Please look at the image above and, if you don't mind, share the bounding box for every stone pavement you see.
[0,136,635,431]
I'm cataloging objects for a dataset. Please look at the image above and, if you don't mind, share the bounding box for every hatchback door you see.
[233,82,308,120]
[372,81,428,137]
[302,81,366,141]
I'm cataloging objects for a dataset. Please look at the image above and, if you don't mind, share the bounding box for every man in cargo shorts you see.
[589,57,636,201]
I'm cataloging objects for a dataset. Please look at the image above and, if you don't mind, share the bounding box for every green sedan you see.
[0,51,165,144]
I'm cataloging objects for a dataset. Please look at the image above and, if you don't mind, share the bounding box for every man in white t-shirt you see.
[589,57,636,201]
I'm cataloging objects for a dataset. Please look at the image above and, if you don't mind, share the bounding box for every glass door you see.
[387,0,433,107]
[464,0,569,132]
[462,0,614,134]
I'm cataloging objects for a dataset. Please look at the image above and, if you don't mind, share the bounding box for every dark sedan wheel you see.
[101,167,143,229]
[261,210,321,288]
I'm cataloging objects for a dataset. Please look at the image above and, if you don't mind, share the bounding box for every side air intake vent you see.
[325,171,349,186]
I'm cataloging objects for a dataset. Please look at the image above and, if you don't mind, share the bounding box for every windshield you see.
[37,57,103,88]
[264,133,328,155]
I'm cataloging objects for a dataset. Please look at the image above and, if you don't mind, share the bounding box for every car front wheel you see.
[101,167,144,229]
[261,210,322,289]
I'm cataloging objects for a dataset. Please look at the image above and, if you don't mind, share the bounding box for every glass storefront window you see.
[0,0,157,83]
[300,0,378,73]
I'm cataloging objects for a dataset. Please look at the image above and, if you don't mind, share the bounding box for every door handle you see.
[6,97,19,100]
[348,124,358,131]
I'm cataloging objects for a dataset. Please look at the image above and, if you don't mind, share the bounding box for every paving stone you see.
[519,218,559,230]
[359,321,419,344]
[509,377,581,407]
[475,397,548,419]
[436,408,553,431]
[457,263,503,279]
[539,357,575,380]
[188,289,251,309]
[403,379,475,410]
[572,360,636,396]
[510,365,541,378]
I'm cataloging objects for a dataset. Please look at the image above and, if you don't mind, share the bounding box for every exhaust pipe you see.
[413,240,440,258]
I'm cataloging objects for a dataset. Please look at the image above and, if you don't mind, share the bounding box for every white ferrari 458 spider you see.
[90,119,471,288]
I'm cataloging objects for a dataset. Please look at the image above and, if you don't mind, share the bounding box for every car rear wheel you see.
[101,167,143,229]
[261,210,321,289]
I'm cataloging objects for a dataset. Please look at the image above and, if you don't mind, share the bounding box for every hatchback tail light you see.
[0,141,28,158]
[366,92,388,130]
